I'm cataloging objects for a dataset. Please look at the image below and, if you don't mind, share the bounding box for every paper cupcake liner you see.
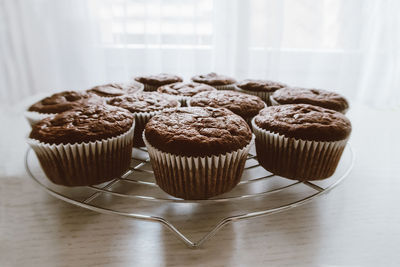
[132,111,160,147]
[25,111,55,126]
[236,87,274,106]
[252,119,348,181]
[27,123,135,186]
[212,84,237,91]
[132,101,181,147]
[143,84,160,92]
[143,133,254,200]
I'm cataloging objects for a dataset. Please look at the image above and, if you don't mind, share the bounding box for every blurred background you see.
[1,0,399,108]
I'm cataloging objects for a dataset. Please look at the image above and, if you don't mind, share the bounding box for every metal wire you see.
[25,144,354,248]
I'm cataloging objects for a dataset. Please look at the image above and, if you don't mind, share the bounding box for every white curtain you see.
[1,0,399,108]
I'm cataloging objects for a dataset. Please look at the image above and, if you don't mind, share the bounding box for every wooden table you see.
[1,101,399,266]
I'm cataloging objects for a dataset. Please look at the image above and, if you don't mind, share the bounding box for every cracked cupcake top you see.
[145,107,252,156]
[254,104,351,141]
[29,104,134,144]
[157,82,216,97]
[271,87,349,113]
[191,72,236,86]
[28,91,100,114]
[189,90,265,118]
[134,73,183,86]
[86,82,143,97]
[106,92,180,113]
[237,79,287,92]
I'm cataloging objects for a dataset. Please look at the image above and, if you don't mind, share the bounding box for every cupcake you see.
[134,73,183,91]
[86,81,143,98]
[157,82,216,106]
[236,79,286,105]
[25,91,102,126]
[188,90,265,126]
[27,104,135,186]
[252,104,352,181]
[106,92,180,147]
[191,72,236,90]
[143,107,253,200]
[270,87,349,113]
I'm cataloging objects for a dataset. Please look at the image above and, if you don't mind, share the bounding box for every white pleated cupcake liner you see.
[235,87,274,106]
[143,84,160,92]
[143,133,254,200]
[212,84,237,91]
[132,101,181,147]
[252,119,348,181]
[27,122,135,186]
[24,111,55,126]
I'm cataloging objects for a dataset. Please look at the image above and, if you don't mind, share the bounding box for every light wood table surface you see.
[1,100,399,266]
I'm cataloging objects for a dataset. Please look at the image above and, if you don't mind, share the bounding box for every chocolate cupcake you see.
[188,90,265,126]
[157,82,216,106]
[134,73,183,92]
[270,87,349,113]
[236,79,286,105]
[87,81,143,98]
[143,107,253,200]
[252,104,351,181]
[27,104,135,186]
[191,72,236,90]
[25,91,102,126]
[107,92,180,147]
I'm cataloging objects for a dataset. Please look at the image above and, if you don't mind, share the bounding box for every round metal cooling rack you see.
[25,144,354,248]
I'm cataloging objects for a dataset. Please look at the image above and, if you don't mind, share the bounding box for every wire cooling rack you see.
[25,144,354,248]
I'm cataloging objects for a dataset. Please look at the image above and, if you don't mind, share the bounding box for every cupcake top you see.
[254,104,352,142]
[87,82,142,97]
[191,72,236,86]
[134,73,183,86]
[189,90,265,118]
[28,91,100,114]
[145,107,252,157]
[157,82,216,97]
[271,87,349,113]
[29,104,134,145]
[106,92,180,113]
[237,79,287,92]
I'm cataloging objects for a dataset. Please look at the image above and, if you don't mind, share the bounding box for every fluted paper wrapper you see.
[213,84,237,91]
[236,87,274,106]
[143,84,160,92]
[144,134,254,200]
[27,123,135,186]
[252,119,348,181]
[133,101,181,147]
[25,111,55,126]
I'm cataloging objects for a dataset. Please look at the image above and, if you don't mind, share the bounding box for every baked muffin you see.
[236,79,286,105]
[107,92,180,147]
[188,90,265,126]
[252,104,352,181]
[134,73,183,91]
[87,81,143,98]
[157,82,216,106]
[191,72,236,90]
[144,107,253,200]
[270,87,349,113]
[26,91,102,126]
[28,104,135,186]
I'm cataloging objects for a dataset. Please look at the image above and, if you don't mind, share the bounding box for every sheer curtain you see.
[1,0,399,108]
